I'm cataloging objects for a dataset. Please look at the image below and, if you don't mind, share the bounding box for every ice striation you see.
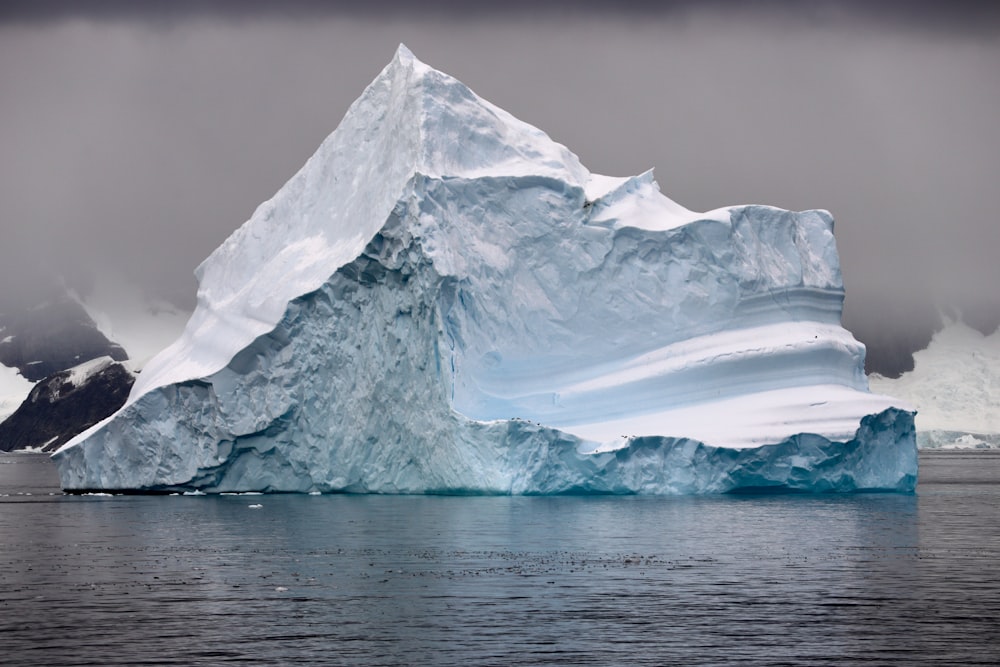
[53,45,916,494]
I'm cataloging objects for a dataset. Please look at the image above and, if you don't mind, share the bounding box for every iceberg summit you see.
[53,46,917,494]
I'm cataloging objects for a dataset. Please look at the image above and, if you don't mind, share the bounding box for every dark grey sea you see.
[1,450,998,666]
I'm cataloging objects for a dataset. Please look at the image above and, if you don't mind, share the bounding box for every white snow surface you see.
[0,363,34,421]
[53,45,915,494]
[73,272,190,370]
[63,356,118,389]
[869,320,1000,448]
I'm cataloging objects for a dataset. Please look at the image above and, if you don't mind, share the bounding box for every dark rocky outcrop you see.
[0,358,135,452]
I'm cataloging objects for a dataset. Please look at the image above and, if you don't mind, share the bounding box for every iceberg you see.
[870,319,1000,449]
[52,45,916,494]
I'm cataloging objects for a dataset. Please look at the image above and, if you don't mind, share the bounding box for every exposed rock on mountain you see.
[0,357,134,452]
[0,292,126,382]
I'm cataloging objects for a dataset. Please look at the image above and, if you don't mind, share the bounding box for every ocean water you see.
[1,451,998,666]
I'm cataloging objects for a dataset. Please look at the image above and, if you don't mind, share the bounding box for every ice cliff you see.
[53,45,917,494]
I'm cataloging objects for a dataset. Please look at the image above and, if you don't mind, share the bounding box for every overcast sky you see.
[1,1,998,374]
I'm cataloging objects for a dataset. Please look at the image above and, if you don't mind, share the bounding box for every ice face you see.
[52,45,917,494]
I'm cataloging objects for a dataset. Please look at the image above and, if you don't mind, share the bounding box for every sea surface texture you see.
[2,451,998,666]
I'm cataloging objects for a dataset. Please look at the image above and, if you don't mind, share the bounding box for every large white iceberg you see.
[53,46,916,494]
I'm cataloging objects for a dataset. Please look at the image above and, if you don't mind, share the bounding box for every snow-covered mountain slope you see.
[0,276,188,435]
[0,286,128,423]
[869,320,1000,449]
[0,362,34,422]
[73,272,190,370]
[0,291,127,382]
[0,357,135,452]
[53,45,915,494]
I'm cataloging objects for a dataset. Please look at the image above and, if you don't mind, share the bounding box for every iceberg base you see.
[53,407,916,495]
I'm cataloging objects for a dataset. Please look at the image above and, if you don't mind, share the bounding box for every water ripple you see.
[1,452,999,665]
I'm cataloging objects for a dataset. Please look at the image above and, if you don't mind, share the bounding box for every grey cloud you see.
[3,1,1000,35]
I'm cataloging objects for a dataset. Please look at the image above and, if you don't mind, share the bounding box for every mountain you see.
[0,276,188,449]
[869,320,1000,449]
[0,357,135,452]
[0,289,126,383]
[72,271,190,371]
[52,45,916,494]
[0,284,128,426]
